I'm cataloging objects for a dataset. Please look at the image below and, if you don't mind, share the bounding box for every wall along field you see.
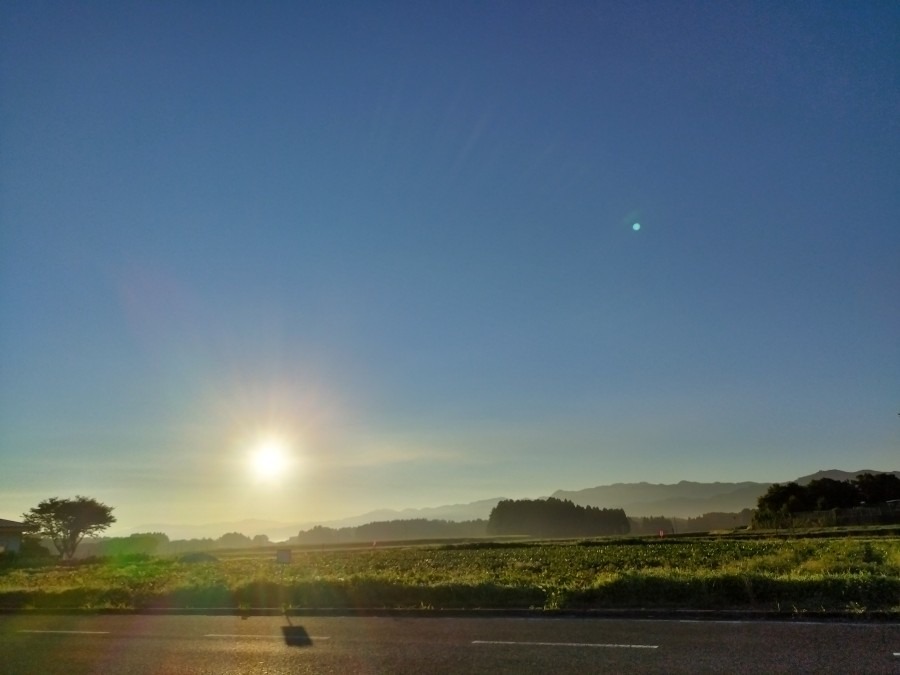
[1,535,898,613]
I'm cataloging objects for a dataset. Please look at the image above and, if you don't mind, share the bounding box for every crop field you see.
[2,536,899,614]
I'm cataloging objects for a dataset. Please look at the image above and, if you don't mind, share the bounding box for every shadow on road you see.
[281,625,312,647]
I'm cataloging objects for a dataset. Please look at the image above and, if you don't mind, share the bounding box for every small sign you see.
[276,549,292,564]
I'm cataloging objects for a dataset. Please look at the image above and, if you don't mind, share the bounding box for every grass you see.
[1,535,898,614]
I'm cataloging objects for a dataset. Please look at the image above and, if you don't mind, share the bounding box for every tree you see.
[217,532,252,548]
[805,478,861,510]
[854,473,900,504]
[22,496,116,559]
[757,482,809,514]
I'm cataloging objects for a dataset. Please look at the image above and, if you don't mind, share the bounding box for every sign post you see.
[275,549,292,615]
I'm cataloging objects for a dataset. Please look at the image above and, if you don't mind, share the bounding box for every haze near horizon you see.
[1,2,898,534]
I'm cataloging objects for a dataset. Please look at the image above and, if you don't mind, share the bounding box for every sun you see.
[250,437,291,481]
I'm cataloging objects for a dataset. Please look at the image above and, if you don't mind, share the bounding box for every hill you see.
[551,470,900,518]
[793,469,900,485]
[128,469,899,539]
[550,481,769,518]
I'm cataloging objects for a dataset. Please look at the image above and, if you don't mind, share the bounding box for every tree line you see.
[30,476,895,561]
[76,531,275,558]
[630,509,755,536]
[14,496,282,560]
[753,473,900,527]
[290,519,488,545]
[23,530,280,560]
[487,497,630,537]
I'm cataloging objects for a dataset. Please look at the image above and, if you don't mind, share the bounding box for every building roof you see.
[0,518,27,529]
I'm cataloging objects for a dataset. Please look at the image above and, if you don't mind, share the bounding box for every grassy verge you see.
[1,535,898,614]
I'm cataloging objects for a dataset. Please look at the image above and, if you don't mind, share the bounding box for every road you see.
[1,614,898,674]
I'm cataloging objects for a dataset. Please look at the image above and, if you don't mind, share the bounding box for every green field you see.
[2,535,899,614]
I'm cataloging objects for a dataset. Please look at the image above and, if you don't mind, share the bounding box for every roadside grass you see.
[1,536,898,613]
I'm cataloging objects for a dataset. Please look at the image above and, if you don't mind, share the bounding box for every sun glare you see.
[250,437,291,482]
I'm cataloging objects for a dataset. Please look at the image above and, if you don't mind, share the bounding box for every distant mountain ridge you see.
[552,481,771,518]
[551,480,765,518]
[127,500,506,541]
[793,469,900,485]
[552,469,899,518]
[328,498,506,528]
[127,469,898,539]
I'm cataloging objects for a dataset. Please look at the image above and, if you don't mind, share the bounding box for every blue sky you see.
[1,1,898,534]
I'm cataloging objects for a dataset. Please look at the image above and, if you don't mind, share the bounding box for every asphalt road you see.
[1,614,898,674]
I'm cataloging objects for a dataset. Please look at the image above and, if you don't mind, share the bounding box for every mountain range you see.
[129,469,898,540]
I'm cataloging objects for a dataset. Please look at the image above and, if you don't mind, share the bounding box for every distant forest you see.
[289,518,488,545]
[67,473,898,557]
[630,509,754,536]
[64,476,900,558]
[75,531,272,558]
[757,473,900,513]
[753,473,900,527]
[488,498,630,537]
[69,504,761,557]
[71,521,489,557]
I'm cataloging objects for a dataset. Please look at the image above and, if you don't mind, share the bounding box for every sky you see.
[1,1,898,536]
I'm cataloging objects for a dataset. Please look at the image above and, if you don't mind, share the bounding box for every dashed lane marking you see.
[472,640,657,649]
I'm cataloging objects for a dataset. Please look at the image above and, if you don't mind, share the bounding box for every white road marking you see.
[472,640,657,649]
[18,630,110,635]
[204,634,330,640]
[678,619,895,627]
